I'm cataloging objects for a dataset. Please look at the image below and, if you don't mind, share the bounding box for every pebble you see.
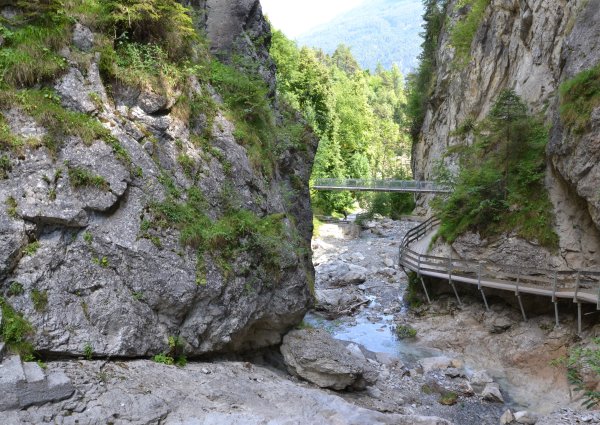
[515,411,538,424]
[482,382,504,403]
[500,409,514,424]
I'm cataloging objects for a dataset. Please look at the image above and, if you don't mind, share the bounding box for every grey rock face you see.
[419,356,453,374]
[2,360,451,425]
[0,356,74,411]
[413,0,600,268]
[281,329,379,390]
[514,410,538,424]
[0,1,315,358]
[72,23,94,51]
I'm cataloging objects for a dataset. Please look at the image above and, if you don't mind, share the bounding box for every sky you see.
[260,0,365,38]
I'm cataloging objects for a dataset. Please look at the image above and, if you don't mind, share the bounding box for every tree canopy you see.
[271,30,412,216]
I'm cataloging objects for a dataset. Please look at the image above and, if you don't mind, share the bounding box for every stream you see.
[306,217,576,420]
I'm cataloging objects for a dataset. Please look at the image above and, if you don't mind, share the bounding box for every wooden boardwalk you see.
[398,217,600,331]
[312,179,451,193]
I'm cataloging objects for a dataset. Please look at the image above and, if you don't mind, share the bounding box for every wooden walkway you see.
[398,217,600,331]
[312,179,451,193]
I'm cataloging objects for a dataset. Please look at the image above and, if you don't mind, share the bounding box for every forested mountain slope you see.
[298,0,423,73]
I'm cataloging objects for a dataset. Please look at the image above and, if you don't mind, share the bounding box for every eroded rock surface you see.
[281,328,378,390]
[2,360,450,425]
[0,1,315,359]
[413,0,600,269]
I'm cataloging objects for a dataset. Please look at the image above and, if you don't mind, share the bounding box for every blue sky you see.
[260,0,365,38]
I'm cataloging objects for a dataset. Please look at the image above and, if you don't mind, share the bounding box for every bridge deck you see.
[312,179,451,194]
[398,218,600,319]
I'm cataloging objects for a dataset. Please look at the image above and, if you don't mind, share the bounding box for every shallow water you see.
[304,300,438,365]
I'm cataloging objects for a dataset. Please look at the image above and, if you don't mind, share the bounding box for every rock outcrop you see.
[0,1,315,358]
[0,356,74,411]
[413,0,600,269]
[1,360,451,425]
[281,329,379,390]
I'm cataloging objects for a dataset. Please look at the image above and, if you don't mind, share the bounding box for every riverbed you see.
[308,217,582,421]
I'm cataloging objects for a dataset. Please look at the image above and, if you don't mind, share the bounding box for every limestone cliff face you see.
[414,0,600,268]
[0,1,316,357]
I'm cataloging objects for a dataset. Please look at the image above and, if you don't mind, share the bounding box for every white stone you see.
[500,409,515,424]
[482,382,504,403]
[419,356,452,373]
[515,411,538,424]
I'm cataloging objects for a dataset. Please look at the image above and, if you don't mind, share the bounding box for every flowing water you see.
[307,218,571,414]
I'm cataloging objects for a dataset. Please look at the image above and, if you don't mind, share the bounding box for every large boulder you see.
[281,329,378,391]
[0,1,316,359]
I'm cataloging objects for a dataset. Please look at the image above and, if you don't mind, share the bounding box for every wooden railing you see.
[398,217,600,329]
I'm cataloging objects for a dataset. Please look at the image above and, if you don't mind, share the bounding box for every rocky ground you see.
[309,216,600,425]
[2,215,599,424]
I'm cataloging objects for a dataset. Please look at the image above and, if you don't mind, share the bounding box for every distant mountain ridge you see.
[297,0,424,73]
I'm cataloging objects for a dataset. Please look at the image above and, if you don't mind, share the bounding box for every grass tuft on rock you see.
[450,0,491,68]
[559,63,600,135]
[0,297,35,358]
[68,166,109,190]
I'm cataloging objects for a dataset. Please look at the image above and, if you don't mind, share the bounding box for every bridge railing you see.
[399,217,600,307]
[312,179,451,193]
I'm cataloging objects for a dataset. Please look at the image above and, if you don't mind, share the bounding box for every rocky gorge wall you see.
[413,0,600,269]
[0,0,316,358]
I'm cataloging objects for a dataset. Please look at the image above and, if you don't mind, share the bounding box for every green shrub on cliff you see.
[103,0,198,61]
[559,63,600,135]
[434,90,558,248]
[0,21,70,88]
[450,0,491,68]
[553,338,600,409]
[148,186,293,283]
[0,297,34,357]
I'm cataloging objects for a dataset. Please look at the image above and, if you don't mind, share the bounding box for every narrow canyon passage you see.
[308,216,594,423]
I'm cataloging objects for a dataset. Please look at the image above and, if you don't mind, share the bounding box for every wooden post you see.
[574,271,580,303]
[477,262,489,311]
[516,274,527,322]
[577,302,582,335]
[480,288,489,311]
[420,275,432,304]
[448,254,461,306]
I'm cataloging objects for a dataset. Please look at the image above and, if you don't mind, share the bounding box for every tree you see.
[488,89,528,199]
[406,0,447,141]
[332,44,361,76]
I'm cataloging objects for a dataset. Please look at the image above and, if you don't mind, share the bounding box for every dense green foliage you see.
[271,30,412,216]
[406,0,447,142]
[449,0,491,67]
[559,63,600,134]
[0,297,34,358]
[433,90,558,248]
[147,186,295,284]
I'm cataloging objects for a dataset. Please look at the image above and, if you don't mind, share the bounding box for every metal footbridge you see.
[399,217,600,333]
[312,179,451,193]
